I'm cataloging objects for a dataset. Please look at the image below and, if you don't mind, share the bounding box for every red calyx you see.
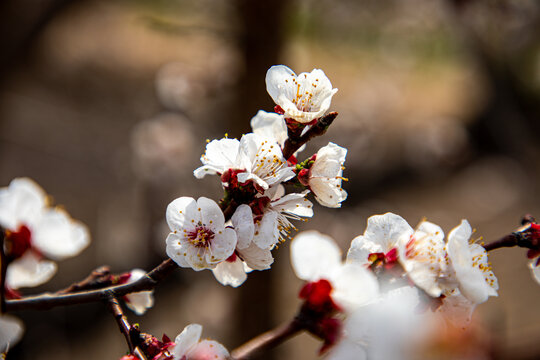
[368,247,399,268]
[5,225,32,259]
[274,105,285,115]
[299,279,341,314]
[226,252,238,263]
[139,332,175,360]
[297,168,310,187]
[249,196,271,217]
[318,318,343,354]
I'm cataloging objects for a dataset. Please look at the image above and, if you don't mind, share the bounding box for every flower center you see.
[5,225,32,259]
[187,226,215,248]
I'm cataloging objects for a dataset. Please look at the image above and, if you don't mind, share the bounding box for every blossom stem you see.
[106,294,147,360]
[282,112,338,160]
[483,216,538,252]
[230,318,304,360]
[5,258,178,312]
[482,234,519,252]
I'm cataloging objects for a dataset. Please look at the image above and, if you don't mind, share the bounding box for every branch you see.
[231,318,304,360]
[483,215,539,252]
[5,258,178,312]
[106,294,148,360]
[482,234,519,252]
[282,112,338,160]
[57,265,111,294]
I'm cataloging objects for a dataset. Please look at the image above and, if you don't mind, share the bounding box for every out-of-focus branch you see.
[282,112,338,160]
[5,258,178,312]
[231,318,304,360]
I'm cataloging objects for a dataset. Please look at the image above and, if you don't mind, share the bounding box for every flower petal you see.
[253,211,279,249]
[238,242,274,270]
[0,178,46,231]
[197,197,225,230]
[206,228,237,265]
[231,204,254,249]
[0,315,24,353]
[165,232,192,269]
[194,138,240,179]
[330,263,379,311]
[212,258,247,287]
[291,231,342,281]
[31,208,90,260]
[166,197,198,231]
[173,324,202,359]
[124,269,154,315]
[188,340,230,360]
[6,252,57,289]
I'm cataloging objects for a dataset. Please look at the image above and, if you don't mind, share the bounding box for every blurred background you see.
[1,0,540,359]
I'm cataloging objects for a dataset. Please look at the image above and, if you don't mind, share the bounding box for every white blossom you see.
[193,138,240,179]
[250,110,288,148]
[0,315,24,354]
[124,269,155,315]
[194,133,295,191]
[253,188,314,249]
[347,213,413,266]
[266,65,338,123]
[166,197,237,271]
[446,220,498,304]
[307,142,348,208]
[291,231,378,311]
[398,221,451,298]
[0,178,90,289]
[172,324,229,360]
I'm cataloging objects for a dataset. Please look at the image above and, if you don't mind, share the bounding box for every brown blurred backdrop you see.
[1,0,540,359]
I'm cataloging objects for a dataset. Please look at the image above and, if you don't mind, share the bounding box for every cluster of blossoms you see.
[289,212,500,359]
[165,65,348,287]
[2,65,540,360]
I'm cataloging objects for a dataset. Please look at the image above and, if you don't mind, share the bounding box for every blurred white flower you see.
[166,197,237,271]
[328,287,430,360]
[303,142,348,208]
[0,178,90,290]
[123,269,154,315]
[172,324,229,360]
[446,220,498,304]
[291,231,378,312]
[0,315,24,355]
[266,65,338,123]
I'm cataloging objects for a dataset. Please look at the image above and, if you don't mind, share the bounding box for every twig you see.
[282,112,338,160]
[483,215,538,252]
[106,294,135,353]
[231,318,304,360]
[5,258,178,312]
[106,294,148,360]
[482,234,519,252]
[57,266,111,294]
